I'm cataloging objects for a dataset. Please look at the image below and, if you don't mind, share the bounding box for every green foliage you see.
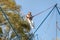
[0,28,2,33]
[0,0,31,40]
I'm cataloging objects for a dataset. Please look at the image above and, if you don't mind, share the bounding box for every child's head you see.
[28,12,31,15]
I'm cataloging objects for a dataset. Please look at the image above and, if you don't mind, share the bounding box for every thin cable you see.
[36,34,39,40]
[33,4,55,17]
[34,4,57,34]
[0,7,20,40]
[56,22,60,31]
[56,22,57,40]
[57,26,60,31]
[55,5,57,40]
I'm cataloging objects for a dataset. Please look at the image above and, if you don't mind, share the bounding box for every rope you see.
[0,7,20,40]
[33,4,55,17]
[34,4,57,34]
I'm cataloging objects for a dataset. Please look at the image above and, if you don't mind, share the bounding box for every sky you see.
[15,0,60,40]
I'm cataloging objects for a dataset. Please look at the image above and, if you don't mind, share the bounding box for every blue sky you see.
[15,0,60,40]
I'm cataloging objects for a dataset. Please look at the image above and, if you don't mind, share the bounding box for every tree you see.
[0,0,31,40]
